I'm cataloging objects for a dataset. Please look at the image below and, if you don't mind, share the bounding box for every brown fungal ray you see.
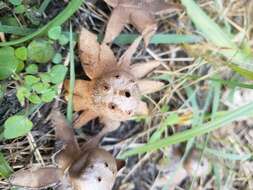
[10,167,62,189]
[137,80,164,95]
[69,148,118,190]
[103,0,182,46]
[129,61,161,78]
[117,35,143,67]
[64,80,99,128]
[51,110,81,170]
[66,28,164,129]
[78,28,117,79]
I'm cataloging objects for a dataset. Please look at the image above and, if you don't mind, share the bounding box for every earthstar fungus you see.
[103,0,182,46]
[64,28,164,130]
[10,111,121,190]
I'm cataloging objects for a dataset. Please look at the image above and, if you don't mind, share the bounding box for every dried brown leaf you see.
[103,0,181,45]
[129,9,157,47]
[103,7,129,44]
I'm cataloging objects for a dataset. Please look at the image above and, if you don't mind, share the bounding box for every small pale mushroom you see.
[10,111,123,190]
[64,28,164,130]
[155,146,210,190]
[103,0,182,46]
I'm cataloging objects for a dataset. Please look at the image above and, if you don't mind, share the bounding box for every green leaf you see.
[28,94,42,104]
[0,0,84,46]
[0,46,19,80]
[39,73,51,83]
[41,89,56,103]
[25,64,38,74]
[15,46,27,61]
[4,115,33,139]
[0,152,13,178]
[24,75,40,86]
[27,39,55,64]
[16,60,24,73]
[52,53,62,64]
[9,0,22,6]
[14,4,26,14]
[0,85,5,101]
[49,65,67,84]
[32,82,50,94]
[58,34,69,45]
[48,26,62,40]
[16,86,30,106]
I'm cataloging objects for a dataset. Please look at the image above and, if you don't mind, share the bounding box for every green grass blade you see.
[119,102,253,159]
[0,0,84,46]
[39,0,52,13]
[226,63,253,80]
[67,24,75,123]
[214,164,222,190]
[0,152,13,178]
[149,113,180,143]
[180,0,253,69]
[0,25,36,36]
[114,34,203,45]
[201,146,252,161]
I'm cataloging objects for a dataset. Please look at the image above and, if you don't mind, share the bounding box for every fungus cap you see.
[70,148,117,190]
[92,70,140,121]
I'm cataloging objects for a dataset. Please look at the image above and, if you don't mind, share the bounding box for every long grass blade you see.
[67,24,75,123]
[119,102,253,158]
[0,152,13,178]
[114,34,203,45]
[180,0,253,70]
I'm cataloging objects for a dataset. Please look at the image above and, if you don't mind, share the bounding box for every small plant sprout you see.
[64,28,164,130]
[103,0,181,46]
[10,111,123,190]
